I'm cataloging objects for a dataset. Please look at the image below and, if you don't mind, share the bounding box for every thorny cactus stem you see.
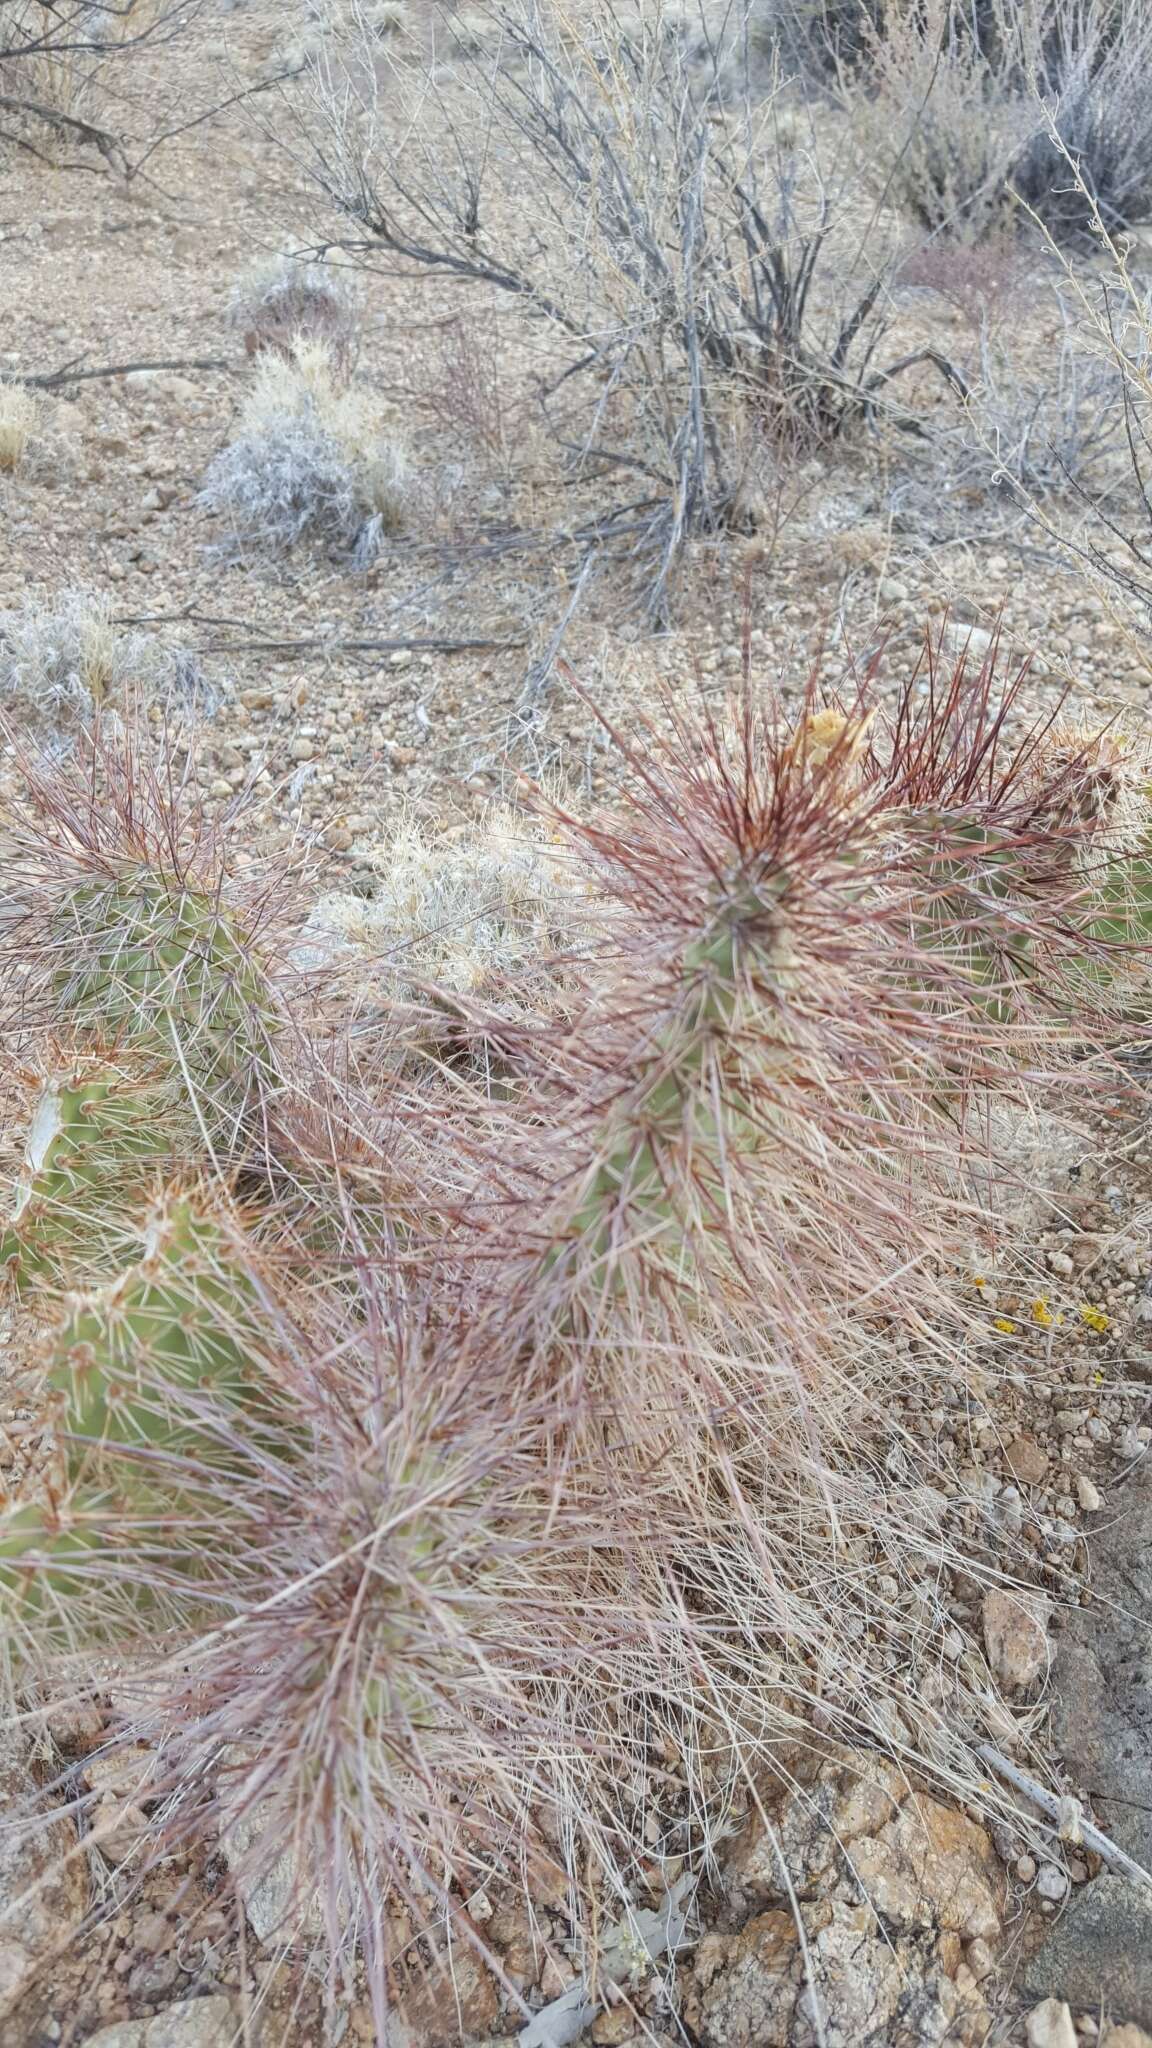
[55,871,282,1138]
[46,1192,278,1470]
[0,1192,297,1643]
[0,1501,110,1618]
[561,904,787,1267]
[0,1057,196,1293]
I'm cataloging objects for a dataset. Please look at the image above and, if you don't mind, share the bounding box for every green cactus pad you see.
[53,872,281,1138]
[0,1060,195,1293]
[47,1193,289,1475]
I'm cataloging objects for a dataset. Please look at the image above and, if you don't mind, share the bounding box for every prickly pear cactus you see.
[46,1191,280,1472]
[0,1056,194,1292]
[53,872,281,1137]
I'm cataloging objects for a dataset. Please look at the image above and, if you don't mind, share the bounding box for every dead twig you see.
[977,1742,1152,1892]
[10,356,235,391]
[201,634,528,657]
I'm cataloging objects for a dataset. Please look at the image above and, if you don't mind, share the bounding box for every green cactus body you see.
[0,1500,113,1615]
[47,1194,285,1474]
[54,873,280,1136]
[0,1062,194,1292]
[894,813,1043,1022]
[561,899,785,1278]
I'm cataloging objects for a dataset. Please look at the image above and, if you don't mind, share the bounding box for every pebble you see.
[1027,2000,1079,2048]
[290,736,315,762]
[1075,1476,1103,1512]
[1005,1435,1050,1486]
[1016,1854,1038,1883]
[133,1911,173,1955]
[1037,1863,1071,1903]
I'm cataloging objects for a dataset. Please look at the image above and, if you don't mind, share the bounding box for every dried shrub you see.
[0,589,213,741]
[199,341,410,562]
[944,297,1130,502]
[291,804,590,1071]
[857,0,1152,246]
[0,0,201,176]
[0,380,36,473]
[227,253,361,380]
[279,0,964,615]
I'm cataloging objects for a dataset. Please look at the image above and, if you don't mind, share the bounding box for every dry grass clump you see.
[292,805,590,1068]
[199,341,410,562]
[0,590,213,740]
[2,661,1150,2035]
[0,381,37,474]
[227,253,361,379]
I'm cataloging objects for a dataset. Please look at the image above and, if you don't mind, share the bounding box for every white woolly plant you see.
[0,590,215,742]
[199,341,410,563]
[292,806,590,1076]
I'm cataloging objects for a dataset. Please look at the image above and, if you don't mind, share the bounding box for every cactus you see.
[0,1500,113,1623]
[52,871,281,1140]
[0,1191,299,1649]
[0,1055,197,1293]
[45,1191,285,1475]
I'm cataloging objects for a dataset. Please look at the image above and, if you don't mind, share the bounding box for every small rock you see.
[982,1587,1053,1689]
[1047,1250,1075,1275]
[1005,1436,1050,1486]
[290,736,315,762]
[78,1995,238,2048]
[1017,1855,1038,1883]
[1038,1864,1071,1903]
[1102,2027,1152,2048]
[966,1937,996,1981]
[877,576,909,603]
[590,2008,636,2045]
[90,1796,149,1866]
[133,1910,173,1954]
[1027,2000,1079,2048]
[943,621,993,660]
[1076,1476,1103,1512]
[0,1739,88,2019]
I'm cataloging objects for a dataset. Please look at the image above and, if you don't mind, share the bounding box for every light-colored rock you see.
[1102,2026,1152,2048]
[849,1793,1003,1940]
[692,1910,801,2047]
[0,1738,88,2019]
[726,1758,904,1908]
[982,1588,1053,1689]
[222,1797,322,1946]
[1037,1863,1070,1903]
[67,1994,237,2048]
[1076,1475,1104,1512]
[704,1758,1000,2047]
[1026,1997,1078,2048]
[943,622,993,660]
